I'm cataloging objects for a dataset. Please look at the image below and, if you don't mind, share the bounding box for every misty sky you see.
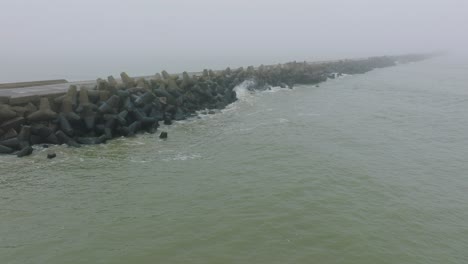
[1,0,467,82]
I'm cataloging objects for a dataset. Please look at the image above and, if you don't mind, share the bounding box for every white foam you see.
[233,80,256,101]
[162,153,201,161]
[266,86,283,93]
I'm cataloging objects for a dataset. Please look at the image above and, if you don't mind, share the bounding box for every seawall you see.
[0,54,433,157]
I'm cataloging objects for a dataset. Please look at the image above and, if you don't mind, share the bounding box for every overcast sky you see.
[1,0,467,82]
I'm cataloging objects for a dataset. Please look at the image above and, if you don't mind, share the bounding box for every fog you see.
[1,0,467,82]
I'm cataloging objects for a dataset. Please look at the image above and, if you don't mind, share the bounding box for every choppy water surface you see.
[1,57,468,264]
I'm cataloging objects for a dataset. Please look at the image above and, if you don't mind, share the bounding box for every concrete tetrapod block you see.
[81,105,96,131]
[30,135,43,145]
[120,72,135,88]
[67,85,78,106]
[161,70,171,80]
[1,128,18,140]
[24,103,38,116]
[17,125,32,148]
[0,104,18,122]
[107,75,118,87]
[61,98,80,121]
[27,98,57,122]
[116,110,128,126]
[98,95,120,114]
[78,87,90,105]
[55,130,80,148]
[0,137,20,149]
[0,117,25,132]
[58,113,74,137]
[0,144,14,154]
[31,124,53,138]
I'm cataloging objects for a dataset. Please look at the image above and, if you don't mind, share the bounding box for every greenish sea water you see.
[1,57,468,263]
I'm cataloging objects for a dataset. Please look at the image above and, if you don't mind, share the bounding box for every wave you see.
[233,80,257,101]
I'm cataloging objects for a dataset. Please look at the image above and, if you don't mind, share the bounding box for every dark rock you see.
[47,152,56,159]
[159,131,168,139]
[17,146,33,157]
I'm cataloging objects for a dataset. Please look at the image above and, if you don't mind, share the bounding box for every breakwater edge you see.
[0,54,432,158]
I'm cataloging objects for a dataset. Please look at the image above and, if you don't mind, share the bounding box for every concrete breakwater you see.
[0,79,68,90]
[0,54,431,157]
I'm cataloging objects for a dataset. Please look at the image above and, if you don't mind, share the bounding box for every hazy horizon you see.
[1,0,467,82]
